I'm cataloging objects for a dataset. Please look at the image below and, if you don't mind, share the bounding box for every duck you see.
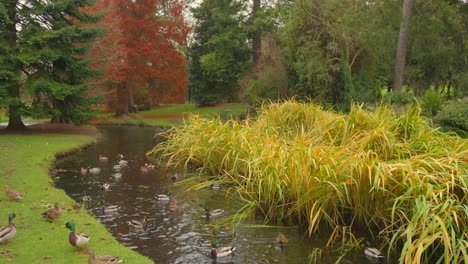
[364,241,384,260]
[118,160,128,167]
[4,185,23,201]
[66,222,90,254]
[154,191,171,201]
[100,183,110,191]
[117,154,124,160]
[82,192,92,203]
[99,155,108,161]
[100,200,120,214]
[140,166,150,174]
[145,163,155,170]
[89,167,101,174]
[0,213,16,245]
[210,184,222,190]
[113,164,122,171]
[87,248,122,264]
[169,200,179,212]
[276,233,288,246]
[210,240,236,258]
[41,202,62,223]
[128,216,147,229]
[112,172,123,179]
[80,167,88,175]
[206,208,225,219]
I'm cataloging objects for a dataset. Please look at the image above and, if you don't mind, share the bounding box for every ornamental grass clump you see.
[150,100,468,263]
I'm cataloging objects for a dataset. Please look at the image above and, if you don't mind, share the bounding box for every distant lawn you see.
[95,103,249,127]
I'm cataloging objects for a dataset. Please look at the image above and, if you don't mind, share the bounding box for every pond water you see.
[53,126,383,264]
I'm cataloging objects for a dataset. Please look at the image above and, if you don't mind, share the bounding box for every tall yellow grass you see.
[149,100,468,263]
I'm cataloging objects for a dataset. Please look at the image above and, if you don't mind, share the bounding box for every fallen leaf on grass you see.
[42,256,52,260]
[100,237,107,240]
[1,248,11,254]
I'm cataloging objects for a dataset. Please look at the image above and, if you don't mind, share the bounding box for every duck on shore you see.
[66,222,90,254]
[0,213,16,245]
[41,202,62,223]
[4,185,23,201]
[87,248,122,264]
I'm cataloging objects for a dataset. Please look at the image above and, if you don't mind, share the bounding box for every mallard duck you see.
[210,184,222,190]
[100,183,110,191]
[364,247,384,260]
[100,200,120,214]
[128,216,147,229]
[82,192,92,203]
[112,172,123,178]
[364,241,384,260]
[118,160,128,167]
[99,155,108,161]
[80,167,88,175]
[140,166,150,174]
[66,222,90,254]
[41,202,62,222]
[145,163,155,170]
[210,240,235,258]
[89,167,101,174]
[4,185,23,201]
[154,191,171,201]
[117,154,124,160]
[206,208,224,219]
[113,164,122,171]
[87,248,122,264]
[0,213,16,245]
[276,233,288,246]
[169,200,179,212]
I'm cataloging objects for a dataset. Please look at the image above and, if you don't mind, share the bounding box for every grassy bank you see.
[93,103,248,127]
[151,101,468,263]
[0,132,153,263]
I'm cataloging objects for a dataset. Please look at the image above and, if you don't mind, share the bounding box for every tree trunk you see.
[393,0,414,92]
[252,0,261,79]
[128,85,136,113]
[116,81,129,116]
[5,0,26,131]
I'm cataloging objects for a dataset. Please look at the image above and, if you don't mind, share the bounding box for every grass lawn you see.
[94,103,249,127]
[0,132,153,263]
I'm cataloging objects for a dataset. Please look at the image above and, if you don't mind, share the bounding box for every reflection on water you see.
[53,126,381,264]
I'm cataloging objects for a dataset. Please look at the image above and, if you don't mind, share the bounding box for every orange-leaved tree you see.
[86,0,190,115]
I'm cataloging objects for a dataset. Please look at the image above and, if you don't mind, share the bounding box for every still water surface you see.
[53,126,381,264]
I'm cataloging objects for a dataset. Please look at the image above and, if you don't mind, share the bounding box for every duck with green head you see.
[0,213,16,244]
[66,222,90,254]
[210,240,235,258]
[154,191,171,201]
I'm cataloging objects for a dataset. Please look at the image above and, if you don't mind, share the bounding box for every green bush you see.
[420,89,445,116]
[435,97,468,135]
[382,91,417,105]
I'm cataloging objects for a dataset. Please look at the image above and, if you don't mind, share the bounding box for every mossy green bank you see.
[0,133,153,263]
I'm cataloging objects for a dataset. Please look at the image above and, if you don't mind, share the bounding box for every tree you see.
[189,0,251,106]
[0,0,102,130]
[393,0,414,92]
[86,0,190,116]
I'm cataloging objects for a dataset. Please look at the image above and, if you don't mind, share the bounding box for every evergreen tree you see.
[189,0,251,106]
[0,0,101,130]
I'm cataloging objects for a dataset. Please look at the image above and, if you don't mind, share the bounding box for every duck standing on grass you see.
[0,213,16,245]
[66,222,90,254]
[87,248,122,264]
[41,202,62,223]
[4,185,23,201]
[210,240,236,258]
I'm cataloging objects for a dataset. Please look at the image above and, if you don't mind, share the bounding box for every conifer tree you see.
[0,0,101,130]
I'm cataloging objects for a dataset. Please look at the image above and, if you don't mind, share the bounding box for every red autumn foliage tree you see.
[85,0,190,115]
